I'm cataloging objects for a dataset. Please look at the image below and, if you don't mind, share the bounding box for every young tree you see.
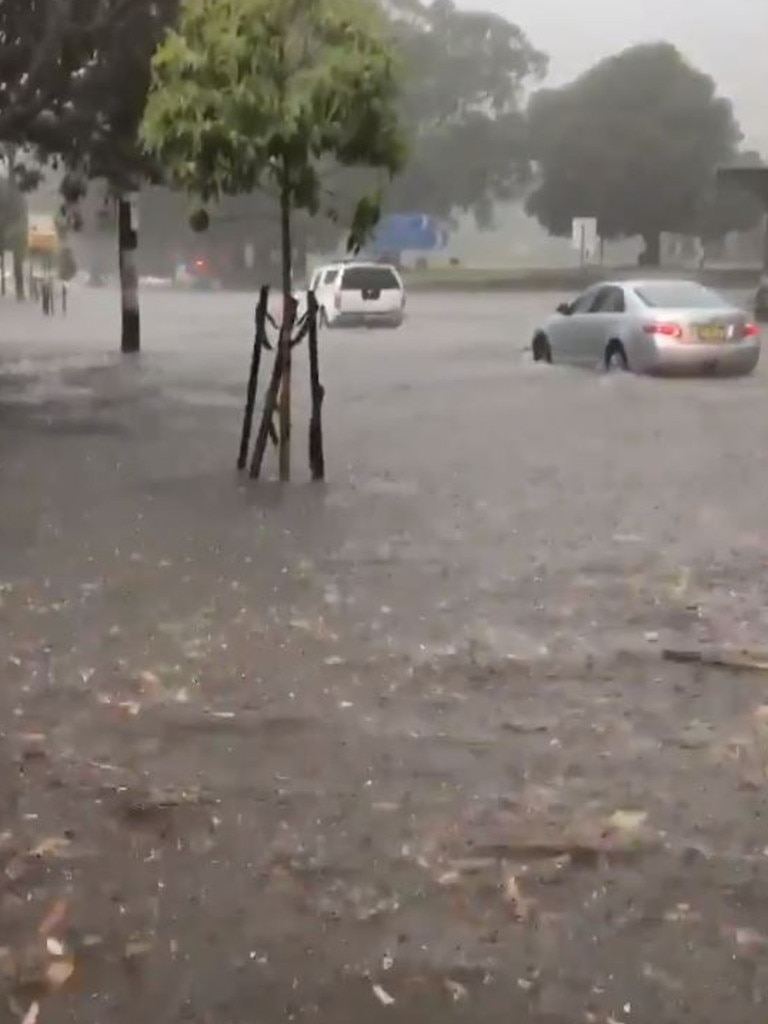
[141,0,406,482]
[526,43,743,266]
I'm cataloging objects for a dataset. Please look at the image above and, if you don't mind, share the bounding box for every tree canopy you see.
[141,0,406,253]
[525,43,746,262]
[385,0,545,227]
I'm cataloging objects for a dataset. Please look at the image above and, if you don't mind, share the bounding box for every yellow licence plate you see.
[697,324,727,342]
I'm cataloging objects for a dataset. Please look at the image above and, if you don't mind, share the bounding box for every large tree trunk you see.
[12,245,25,300]
[641,231,661,268]
[278,180,293,482]
[118,197,140,353]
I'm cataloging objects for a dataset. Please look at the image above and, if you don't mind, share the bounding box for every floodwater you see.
[2,286,768,1022]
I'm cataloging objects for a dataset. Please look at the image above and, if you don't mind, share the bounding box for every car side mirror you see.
[556,302,572,316]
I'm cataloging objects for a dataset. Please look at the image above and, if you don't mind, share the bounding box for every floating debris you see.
[372,983,395,1006]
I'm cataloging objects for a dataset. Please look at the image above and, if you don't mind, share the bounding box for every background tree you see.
[0,0,178,349]
[384,0,545,228]
[0,172,28,299]
[696,150,765,253]
[141,0,405,481]
[0,146,39,299]
[525,43,743,266]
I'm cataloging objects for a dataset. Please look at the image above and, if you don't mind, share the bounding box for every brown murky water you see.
[2,288,768,1022]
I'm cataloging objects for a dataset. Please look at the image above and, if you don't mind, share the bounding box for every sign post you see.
[571,217,599,266]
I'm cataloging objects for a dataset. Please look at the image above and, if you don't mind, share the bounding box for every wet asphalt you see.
[3,286,768,1022]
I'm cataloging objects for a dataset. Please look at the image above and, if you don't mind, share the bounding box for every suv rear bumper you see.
[330,311,404,328]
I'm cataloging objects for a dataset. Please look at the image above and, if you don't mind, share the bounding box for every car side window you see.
[588,287,610,312]
[591,286,625,313]
[571,288,599,314]
[323,269,339,285]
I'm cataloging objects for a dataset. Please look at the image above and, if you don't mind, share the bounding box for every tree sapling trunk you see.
[118,197,140,353]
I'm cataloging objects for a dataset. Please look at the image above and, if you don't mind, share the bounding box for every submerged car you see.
[531,279,761,376]
[174,257,219,291]
[308,261,405,329]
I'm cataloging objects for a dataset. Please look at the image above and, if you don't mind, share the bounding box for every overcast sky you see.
[456,0,765,151]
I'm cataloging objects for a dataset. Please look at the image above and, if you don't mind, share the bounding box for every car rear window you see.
[340,266,400,290]
[634,281,727,309]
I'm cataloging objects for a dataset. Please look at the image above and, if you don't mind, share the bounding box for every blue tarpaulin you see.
[368,213,448,253]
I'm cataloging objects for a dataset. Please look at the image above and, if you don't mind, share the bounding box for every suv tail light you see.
[643,322,683,340]
[743,322,760,338]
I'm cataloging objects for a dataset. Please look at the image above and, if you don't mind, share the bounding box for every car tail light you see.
[743,322,760,338]
[643,322,683,340]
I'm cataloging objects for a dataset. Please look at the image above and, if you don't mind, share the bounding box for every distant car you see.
[531,279,761,376]
[308,261,405,328]
[174,257,219,291]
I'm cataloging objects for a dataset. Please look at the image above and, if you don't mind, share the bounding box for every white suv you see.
[308,261,406,329]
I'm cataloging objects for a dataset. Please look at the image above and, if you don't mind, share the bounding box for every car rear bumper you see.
[644,339,760,376]
[330,311,404,328]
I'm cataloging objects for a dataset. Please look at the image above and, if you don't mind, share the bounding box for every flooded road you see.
[3,288,768,1022]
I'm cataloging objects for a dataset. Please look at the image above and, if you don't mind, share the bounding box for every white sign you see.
[571,217,599,262]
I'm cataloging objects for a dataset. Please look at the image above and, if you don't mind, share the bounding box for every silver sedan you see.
[531,279,761,376]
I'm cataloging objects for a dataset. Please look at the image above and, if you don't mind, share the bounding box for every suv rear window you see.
[340,266,400,291]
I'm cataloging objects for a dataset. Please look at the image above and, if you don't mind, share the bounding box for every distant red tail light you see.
[194,258,207,270]
[743,322,760,338]
[643,322,683,340]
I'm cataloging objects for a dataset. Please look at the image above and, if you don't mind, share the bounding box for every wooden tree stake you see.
[237,285,270,470]
[249,295,297,479]
[307,291,325,480]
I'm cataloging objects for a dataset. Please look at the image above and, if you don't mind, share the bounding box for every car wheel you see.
[532,334,552,363]
[605,341,629,372]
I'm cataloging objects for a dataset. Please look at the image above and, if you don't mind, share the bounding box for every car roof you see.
[590,278,715,292]
[315,261,399,273]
